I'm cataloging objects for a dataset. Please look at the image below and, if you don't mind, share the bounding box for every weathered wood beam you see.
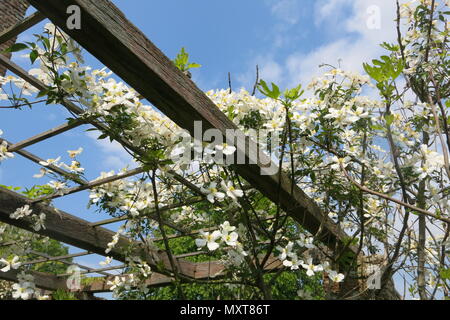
[0,269,67,291]
[0,11,45,45]
[27,0,356,255]
[0,187,197,279]
[7,119,85,152]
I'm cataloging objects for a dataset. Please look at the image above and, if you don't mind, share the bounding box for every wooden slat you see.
[89,197,202,228]
[56,264,125,277]
[29,250,113,277]
[0,137,88,186]
[31,166,147,203]
[26,0,356,255]
[7,120,85,152]
[23,250,91,265]
[0,11,46,45]
[80,272,173,293]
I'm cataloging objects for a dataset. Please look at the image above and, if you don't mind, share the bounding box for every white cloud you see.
[237,55,283,89]
[86,131,134,171]
[269,0,302,25]
[314,0,351,25]
[241,0,399,90]
[287,0,397,86]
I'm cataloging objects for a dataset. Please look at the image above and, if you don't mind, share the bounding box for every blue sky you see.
[0,0,404,298]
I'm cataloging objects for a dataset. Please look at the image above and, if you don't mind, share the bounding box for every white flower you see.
[220,221,236,234]
[221,181,244,201]
[33,213,46,231]
[195,230,222,251]
[67,147,83,158]
[33,168,49,178]
[277,241,294,261]
[100,256,113,266]
[39,156,61,167]
[48,180,67,196]
[301,258,323,277]
[107,276,122,291]
[201,182,225,203]
[105,233,120,254]
[222,231,239,247]
[12,282,35,300]
[10,205,33,220]
[297,234,315,249]
[61,161,84,173]
[0,140,14,161]
[283,254,303,270]
[328,270,345,283]
[0,256,21,272]
[330,156,350,171]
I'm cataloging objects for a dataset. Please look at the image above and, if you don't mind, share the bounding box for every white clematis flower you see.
[195,230,222,251]
[0,256,21,272]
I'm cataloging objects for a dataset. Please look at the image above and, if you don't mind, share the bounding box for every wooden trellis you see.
[0,0,379,299]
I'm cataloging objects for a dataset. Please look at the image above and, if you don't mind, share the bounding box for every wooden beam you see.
[0,11,45,45]
[27,0,356,255]
[23,250,91,265]
[7,119,85,152]
[80,272,174,293]
[0,137,88,186]
[56,264,125,277]
[29,250,113,277]
[31,166,147,203]
[0,269,67,291]
[89,197,202,228]
[0,187,197,279]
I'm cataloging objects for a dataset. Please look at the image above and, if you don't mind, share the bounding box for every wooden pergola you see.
[0,0,385,299]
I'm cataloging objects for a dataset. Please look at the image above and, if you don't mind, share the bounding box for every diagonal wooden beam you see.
[31,166,147,203]
[7,119,85,152]
[26,0,356,255]
[22,250,91,265]
[0,137,88,186]
[0,268,67,291]
[0,11,45,45]
[0,187,197,279]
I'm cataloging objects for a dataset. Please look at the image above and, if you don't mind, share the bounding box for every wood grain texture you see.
[0,269,67,291]
[0,11,45,45]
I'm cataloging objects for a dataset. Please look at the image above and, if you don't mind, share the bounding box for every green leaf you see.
[29,50,39,64]
[3,43,28,53]
[384,113,394,126]
[440,268,450,280]
[257,79,281,99]
[187,63,202,69]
